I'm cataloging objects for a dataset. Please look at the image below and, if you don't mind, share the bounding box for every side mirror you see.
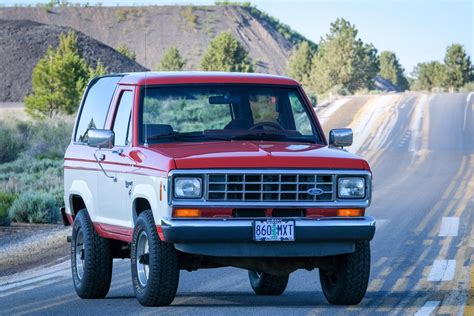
[87,129,115,149]
[329,128,353,148]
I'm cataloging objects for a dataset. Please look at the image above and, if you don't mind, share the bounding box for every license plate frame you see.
[253,219,295,241]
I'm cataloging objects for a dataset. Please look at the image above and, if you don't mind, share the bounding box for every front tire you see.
[319,241,371,305]
[248,270,289,295]
[131,210,179,306]
[71,210,113,299]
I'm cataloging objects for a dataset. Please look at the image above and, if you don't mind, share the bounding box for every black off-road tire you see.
[131,210,179,306]
[319,241,371,305]
[248,270,289,295]
[71,209,113,299]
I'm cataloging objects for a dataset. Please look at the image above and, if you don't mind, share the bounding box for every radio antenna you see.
[144,26,148,147]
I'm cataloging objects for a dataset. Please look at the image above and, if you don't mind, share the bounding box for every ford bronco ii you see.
[63,72,375,306]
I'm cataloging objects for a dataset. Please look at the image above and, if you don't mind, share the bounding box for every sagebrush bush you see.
[0,191,16,226]
[8,192,59,224]
[0,157,64,206]
[20,120,72,160]
[0,122,24,163]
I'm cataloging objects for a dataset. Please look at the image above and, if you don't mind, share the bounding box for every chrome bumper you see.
[161,216,376,257]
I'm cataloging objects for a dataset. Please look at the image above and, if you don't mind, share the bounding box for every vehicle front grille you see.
[207,173,334,202]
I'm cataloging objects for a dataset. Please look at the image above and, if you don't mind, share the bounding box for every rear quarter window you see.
[75,76,122,143]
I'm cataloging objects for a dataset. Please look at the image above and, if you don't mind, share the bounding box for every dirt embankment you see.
[0,19,147,102]
[0,6,297,75]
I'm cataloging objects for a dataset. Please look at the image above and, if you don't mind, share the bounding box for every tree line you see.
[26,17,473,118]
[286,18,472,95]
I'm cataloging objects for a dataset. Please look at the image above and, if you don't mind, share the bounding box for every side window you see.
[289,92,314,136]
[75,76,122,142]
[113,91,133,146]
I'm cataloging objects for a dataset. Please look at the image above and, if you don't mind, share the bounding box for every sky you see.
[4,0,473,74]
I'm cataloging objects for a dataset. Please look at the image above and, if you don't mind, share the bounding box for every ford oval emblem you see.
[307,188,324,196]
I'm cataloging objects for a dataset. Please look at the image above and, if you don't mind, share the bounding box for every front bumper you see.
[161,216,376,257]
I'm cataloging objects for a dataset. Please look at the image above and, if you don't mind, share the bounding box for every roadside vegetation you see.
[24,31,106,119]
[116,44,136,61]
[0,31,99,226]
[156,46,187,71]
[286,18,473,99]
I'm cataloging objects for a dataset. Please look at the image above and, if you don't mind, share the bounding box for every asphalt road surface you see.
[1,92,473,315]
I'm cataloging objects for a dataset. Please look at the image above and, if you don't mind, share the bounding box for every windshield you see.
[139,85,321,144]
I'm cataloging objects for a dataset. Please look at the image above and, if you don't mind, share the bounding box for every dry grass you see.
[0,103,27,121]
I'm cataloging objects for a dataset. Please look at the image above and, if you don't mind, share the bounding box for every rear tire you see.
[71,209,113,299]
[248,270,289,295]
[131,210,179,306]
[319,241,370,305]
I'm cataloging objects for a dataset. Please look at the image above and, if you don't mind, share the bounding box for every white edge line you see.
[414,300,440,316]
[463,92,473,131]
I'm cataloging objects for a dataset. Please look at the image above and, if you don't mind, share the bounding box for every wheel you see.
[319,241,371,305]
[131,210,179,306]
[248,270,289,295]
[71,209,113,299]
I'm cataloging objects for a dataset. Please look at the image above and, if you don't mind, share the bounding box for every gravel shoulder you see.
[0,223,70,277]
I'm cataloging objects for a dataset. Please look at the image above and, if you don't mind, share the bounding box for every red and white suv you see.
[63,72,375,306]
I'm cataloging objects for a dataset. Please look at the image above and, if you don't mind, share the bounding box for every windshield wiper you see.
[147,132,229,141]
[230,133,317,143]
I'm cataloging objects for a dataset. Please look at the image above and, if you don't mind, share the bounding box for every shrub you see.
[0,157,64,207]
[0,122,24,163]
[0,191,15,226]
[8,192,59,224]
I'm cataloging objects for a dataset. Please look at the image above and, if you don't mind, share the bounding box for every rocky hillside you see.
[0,19,146,102]
[0,5,312,74]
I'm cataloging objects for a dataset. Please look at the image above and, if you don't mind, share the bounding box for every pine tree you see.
[287,41,314,85]
[116,44,136,61]
[156,46,186,71]
[379,51,409,91]
[444,43,472,90]
[200,32,254,72]
[309,18,379,94]
[412,61,447,90]
[24,31,105,119]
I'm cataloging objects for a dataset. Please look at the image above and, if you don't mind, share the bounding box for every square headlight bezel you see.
[337,176,366,199]
[173,176,203,199]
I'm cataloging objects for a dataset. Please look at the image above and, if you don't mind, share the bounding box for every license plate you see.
[254,219,295,241]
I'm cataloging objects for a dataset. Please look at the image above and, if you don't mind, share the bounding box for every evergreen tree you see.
[200,32,254,72]
[116,44,136,61]
[24,32,105,119]
[444,43,472,90]
[309,18,379,94]
[287,41,314,85]
[379,51,409,91]
[157,46,186,71]
[412,61,447,90]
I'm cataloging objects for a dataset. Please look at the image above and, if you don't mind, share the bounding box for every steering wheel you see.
[250,122,284,130]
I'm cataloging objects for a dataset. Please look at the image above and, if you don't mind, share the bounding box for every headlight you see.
[174,177,202,198]
[338,177,365,199]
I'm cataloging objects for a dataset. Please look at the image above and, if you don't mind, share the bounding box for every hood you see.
[148,141,369,170]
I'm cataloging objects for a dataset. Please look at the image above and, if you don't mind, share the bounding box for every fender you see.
[69,179,96,221]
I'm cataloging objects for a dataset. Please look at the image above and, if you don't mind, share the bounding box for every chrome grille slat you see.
[207,172,334,202]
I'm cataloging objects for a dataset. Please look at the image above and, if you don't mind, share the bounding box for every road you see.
[1,92,473,315]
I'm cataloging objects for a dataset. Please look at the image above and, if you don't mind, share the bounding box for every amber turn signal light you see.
[173,208,201,217]
[337,208,364,217]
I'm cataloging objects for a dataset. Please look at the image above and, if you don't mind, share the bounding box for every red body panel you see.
[119,72,299,87]
[147,141,368,170]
